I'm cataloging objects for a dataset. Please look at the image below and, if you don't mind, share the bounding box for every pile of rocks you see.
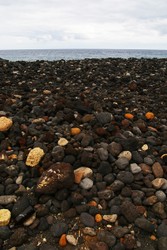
[0,58,167,250]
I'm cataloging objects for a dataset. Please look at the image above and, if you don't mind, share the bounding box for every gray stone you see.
[96,112,114,125]
[155,190,166,202]
[51,146,64,161]
[115,157,129,170]
[79,177,93,190]
[117,171,134,184]
[130,163,141,174]
[97,148,108,161]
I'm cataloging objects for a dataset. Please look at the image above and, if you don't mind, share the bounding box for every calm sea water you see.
[0,49,167,61]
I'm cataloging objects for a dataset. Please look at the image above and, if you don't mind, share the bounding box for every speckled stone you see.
[36,162,74,193]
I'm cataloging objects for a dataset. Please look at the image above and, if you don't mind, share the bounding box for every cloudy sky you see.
[0,0,167,49]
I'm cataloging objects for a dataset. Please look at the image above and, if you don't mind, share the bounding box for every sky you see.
[0,0,167,50]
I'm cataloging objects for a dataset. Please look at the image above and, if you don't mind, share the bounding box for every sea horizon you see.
[0,48,167,62]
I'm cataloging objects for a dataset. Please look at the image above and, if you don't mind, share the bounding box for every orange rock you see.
[87,200,97,207]
[150,235,156,241]
[145,112,155,120]
[59,234,67,247]
[148,126,158,132]
[124,113,134,120]
[8,154,17,160]
[70,127,81,136]
[95,214,102,223]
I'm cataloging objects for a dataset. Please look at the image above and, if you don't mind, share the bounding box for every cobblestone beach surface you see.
[0,57,167,250]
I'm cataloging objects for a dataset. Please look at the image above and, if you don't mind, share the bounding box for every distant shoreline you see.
[0,49,167,62]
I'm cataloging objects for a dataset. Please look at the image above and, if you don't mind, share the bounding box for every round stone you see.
[0,117,13,132]
[155,190,167,202]
[26,147,45,167]
[115,157,129,170]
[118,151,132,161]
[130,163,141,174]
[58,138,68,146]
[79,178,93,190]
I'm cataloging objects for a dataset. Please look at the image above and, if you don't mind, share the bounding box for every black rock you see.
[97,230,116,247]
[50,222,68,237]
[135,217,155,233]
[9,227,27,247]
[157,221,167,237]
[158,237,167,250]
[80,212,95,227]
[12,195,30,218]
[38,217,49,231]
[120,200,140,223]
[0,226,12,240]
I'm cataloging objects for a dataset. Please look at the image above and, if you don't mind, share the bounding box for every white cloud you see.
[0,0,167,49]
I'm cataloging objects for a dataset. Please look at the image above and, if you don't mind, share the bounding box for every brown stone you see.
[120,201,139,223]
[144,195,158,205]
[36,162,74,193]
[152,178,166,189]
[139,163,152,175]
[152,162,164,178]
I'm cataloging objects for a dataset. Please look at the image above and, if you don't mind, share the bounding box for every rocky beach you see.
[0,57,167,250]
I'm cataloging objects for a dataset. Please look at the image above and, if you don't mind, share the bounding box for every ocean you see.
[0,49,167,62]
